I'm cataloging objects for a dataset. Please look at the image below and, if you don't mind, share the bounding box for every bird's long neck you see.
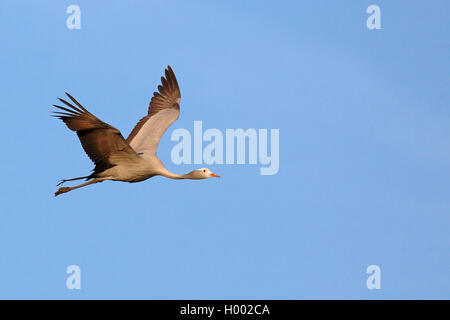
[159,169,192,180]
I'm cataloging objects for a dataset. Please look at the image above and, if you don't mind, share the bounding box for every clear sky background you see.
[0,1,448,299]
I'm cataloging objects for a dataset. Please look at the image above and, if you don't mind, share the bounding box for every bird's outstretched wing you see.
[52,93,139,176]
[126,65,181,158]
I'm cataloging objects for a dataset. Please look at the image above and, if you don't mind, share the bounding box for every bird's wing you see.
[126,66,181,158]
[53,92,139,176]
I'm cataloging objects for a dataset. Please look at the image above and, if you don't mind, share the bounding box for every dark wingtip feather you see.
[163,65,179,95]
[57,97,84,114]
[53,103,80,115]
[65,92,88,112]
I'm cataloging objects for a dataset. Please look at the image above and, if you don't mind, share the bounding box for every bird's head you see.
[189,168,220,179]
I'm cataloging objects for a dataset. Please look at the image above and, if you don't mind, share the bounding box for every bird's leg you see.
[56,175,90,186]
[54,178,101,197]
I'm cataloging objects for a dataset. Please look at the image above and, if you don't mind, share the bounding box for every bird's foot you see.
[55,187,71,197]
[56,179,66,187]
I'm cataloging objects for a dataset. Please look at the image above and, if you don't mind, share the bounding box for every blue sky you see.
[0,0,448,299]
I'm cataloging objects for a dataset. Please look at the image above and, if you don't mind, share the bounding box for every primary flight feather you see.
[52,66,219,196]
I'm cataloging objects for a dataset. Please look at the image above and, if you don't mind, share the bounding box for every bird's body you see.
[98,156,160,183]
[53,66,219,196]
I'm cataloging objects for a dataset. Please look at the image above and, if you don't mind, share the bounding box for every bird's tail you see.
[56,175,90,187]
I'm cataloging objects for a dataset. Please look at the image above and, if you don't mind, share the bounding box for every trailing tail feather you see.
[56,175,91,186]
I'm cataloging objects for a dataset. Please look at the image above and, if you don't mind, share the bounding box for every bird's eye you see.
[203,169,206,172]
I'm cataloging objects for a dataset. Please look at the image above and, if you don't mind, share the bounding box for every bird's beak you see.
[210,173,220,178]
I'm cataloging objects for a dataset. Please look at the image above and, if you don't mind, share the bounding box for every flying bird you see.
[52,66,219,196]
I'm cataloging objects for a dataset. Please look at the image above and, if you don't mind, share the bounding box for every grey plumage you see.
[53,66,219,197]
